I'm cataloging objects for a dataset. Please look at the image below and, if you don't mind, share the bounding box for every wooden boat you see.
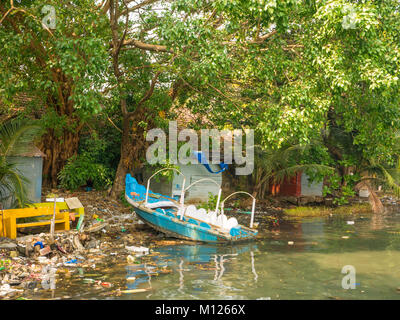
[125,169,258,243]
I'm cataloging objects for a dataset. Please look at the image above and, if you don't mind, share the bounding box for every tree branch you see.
[118,0,160,17]
[122,39,173,53]
[136,70,162,108]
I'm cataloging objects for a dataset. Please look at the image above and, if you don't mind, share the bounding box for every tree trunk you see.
[110,109,151,199]
[40,127,80,187]
[39,72,81,187]
[110,117,131,199]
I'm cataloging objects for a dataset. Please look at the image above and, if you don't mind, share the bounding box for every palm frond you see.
[0,119,41,157]
[0,162,29,207]
[379,165,400,198]
[0,118,41,208]
[273,164,334,184]
[252,140,333,198]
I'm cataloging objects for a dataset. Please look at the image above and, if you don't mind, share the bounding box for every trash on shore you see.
[125,245,149,255]
[85,222,108,233]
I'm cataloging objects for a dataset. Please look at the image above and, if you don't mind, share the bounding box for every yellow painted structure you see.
[0,201,84,239]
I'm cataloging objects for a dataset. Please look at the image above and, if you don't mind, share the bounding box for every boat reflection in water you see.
[125,243,259,295]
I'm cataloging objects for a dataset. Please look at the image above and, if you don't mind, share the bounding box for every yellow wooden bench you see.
[0,200,85,239]
[0,212,3,237]
[1,207,69,239]
[28,202,84,219]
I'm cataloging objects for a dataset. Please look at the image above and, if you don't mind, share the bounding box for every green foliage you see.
[322,173,358,206]
[119,192,131,208]
[2,0,400,204]
[252,142,334,198]
[58,153,113,191]
[284,203,372,217]
[198,192,219,211]
[0,0,109,120]
[78,131,120,171]
[58,131,117,191]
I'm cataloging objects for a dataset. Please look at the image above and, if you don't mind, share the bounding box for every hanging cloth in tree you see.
[193,151,228,174]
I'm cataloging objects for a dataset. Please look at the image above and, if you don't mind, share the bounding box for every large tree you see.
[2,0,400,206]
[100,0,296,198]
[0,0,109,185]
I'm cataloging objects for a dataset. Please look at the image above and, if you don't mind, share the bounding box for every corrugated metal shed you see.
[270,172,323,197]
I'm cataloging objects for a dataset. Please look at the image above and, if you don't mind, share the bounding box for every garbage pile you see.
[381,196,400,205]
[0,208,164,299]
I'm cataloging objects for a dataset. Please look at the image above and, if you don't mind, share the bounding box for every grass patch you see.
[283,203,372,217]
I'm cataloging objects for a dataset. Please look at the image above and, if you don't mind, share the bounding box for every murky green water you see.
[26,211,400,300]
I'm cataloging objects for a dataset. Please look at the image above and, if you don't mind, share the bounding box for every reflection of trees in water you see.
[370,213,387,231]
[178,259,184,293]
[251,251,258,282]
[124,217,400,299]
[129,244,259,298]
[172,251,259,296]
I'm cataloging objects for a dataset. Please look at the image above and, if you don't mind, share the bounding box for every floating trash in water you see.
[0,284,23,296]
[127,255,135,264]
[342,236,350,239]
[121,288,148,294]
[347,221,355,225]
[99,281,112,288]
[288,241,294,245]
[125,245,149,254]
[83,278,96,284]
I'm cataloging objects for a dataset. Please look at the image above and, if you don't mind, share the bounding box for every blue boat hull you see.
[131,205,258,243]
[124,174,257,243]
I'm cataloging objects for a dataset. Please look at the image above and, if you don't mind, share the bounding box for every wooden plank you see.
[65,197,83,209]
[16,219,66,228]
[29,202,69,210]
[9,216,16,239]
[63,211,70,231]
[45,198,64,202]
[2,207,60,219]
[74,207,84,216]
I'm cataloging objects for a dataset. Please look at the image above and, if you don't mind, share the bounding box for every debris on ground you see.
[0,188,174,299]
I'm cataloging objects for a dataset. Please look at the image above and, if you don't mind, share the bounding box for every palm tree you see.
[356,159,400,214]
[252,142,334,198]
[0,119,41,208]
[322,127,400,214]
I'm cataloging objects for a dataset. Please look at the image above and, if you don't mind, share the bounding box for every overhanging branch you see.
[122,39,173,53]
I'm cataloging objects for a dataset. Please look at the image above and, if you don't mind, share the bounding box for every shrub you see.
[58,154,113,191]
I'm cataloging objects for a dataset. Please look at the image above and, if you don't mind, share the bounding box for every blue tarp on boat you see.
[126,174,176,203]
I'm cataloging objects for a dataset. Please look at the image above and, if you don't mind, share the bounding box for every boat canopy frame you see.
[182,178,222,220]
[144,168,256,228]
[220,191,256,229]
[145,168,186,211]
